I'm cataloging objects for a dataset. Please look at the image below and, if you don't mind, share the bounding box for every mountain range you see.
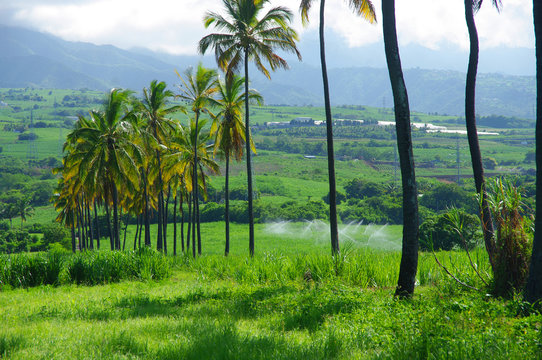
[0,25,535,119]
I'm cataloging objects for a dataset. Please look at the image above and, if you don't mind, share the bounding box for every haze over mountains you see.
[0,25,535,119]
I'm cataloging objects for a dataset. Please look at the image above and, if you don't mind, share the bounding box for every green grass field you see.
[0,243,540,359]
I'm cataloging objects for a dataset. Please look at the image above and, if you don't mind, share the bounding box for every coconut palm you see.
[163,119,219,257]
[525,0,542,305]
[300,0,375,255]
[136,80,182,252]
[464,0,501,272]
[176,64,218,255]
[70,89,142,250]
[382,0,419,298]
[210,74,261,256]
[199,0,301,256]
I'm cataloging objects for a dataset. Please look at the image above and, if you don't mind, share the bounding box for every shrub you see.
[419,209,482,251]
[486,178,532,297]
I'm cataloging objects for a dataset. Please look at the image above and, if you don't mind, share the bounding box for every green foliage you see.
[0,229,30,254]
[0,251,63,288]
[419,209,482,251]
[420,183,477,214]
[486,178,533,297]
[66,249,170,285]
[344,178,387,199]
[41,222,70,250]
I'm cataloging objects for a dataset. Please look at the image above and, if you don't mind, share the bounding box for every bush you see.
[0,230,30,254]
[419,183,477,214]
[419,209,482,251]
[486,178,533,297]
[344,179,387,200]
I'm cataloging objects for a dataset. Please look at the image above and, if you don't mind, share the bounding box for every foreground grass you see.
[0,250,540,359]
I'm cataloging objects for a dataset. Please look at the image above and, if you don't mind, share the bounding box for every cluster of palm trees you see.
[53,68,259,257]
[50,0,542,304]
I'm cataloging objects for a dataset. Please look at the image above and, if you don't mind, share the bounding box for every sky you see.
[0,0,534,55]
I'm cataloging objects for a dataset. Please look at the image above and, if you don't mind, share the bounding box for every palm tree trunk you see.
[164,185,171,255]
[134,214,140,251]
[180,192,185,253]
[464,0,496,271]
[525,0,542,304]
[225,153,230,256]
[193,112,201,257]
[143,171,151,247]
[197,168,202,255]
[78,200,86,250]
[105,202,114,250]
[187,193,192,252]
[70,211,76,253]
[112,184,120,250]
[318,0,340,255]
[192,190,197,258]
[382,0,419,298]
[94,201,100,250]
[245,46,255,257]
[87,202,94,250]
[173,191,178,256]
[77,204,83,252]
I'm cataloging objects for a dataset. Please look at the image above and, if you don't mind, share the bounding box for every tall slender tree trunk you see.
[525,0,542,305]
[86,202,94,250]
[143,168,151,247]
[173,191,178,256]
[94,201,100,250]
[187,193,192,252]
[70,211,76,253]
[318,0,340,255]
[112,184,120,250]
[197,172,202,255]
[77,204,83,252]
[225,154,230,256]
[180,192,185,253]
[134,215,140,251]
[245,47,255,257]
[464,0,496,270]
[192,189,197,258]
[164,185,170,255]
[193,112,201,257]
[382,0,419,298]
[78,200,86,250]
[105,202,114,250]
[122,213,128,251]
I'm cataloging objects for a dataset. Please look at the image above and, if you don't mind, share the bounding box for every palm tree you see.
[382,0,419,298]
[176,64,217,255]
[210,74,261,256]
[163,119,219,257]
[16,196,33,230]
[136,80,182,252]
[464,0,501,272]
[299,0,375,255]
[199,0,301,256]
[70,89,142,250]
[525,0,542,305]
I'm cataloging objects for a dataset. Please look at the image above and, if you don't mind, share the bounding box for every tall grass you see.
[0,248,170,289]
[173,247,491,289]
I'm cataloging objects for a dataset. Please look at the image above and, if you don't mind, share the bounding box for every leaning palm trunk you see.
[245,47,255,257]
[525,0,542,305]
[464,0,496,270]
[318,0,340,255]
[382,0,419,298]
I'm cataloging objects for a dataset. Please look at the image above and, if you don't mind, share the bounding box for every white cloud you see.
[1,0,535,54]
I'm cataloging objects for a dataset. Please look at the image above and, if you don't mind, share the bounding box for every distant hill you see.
[0,25,536,119]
